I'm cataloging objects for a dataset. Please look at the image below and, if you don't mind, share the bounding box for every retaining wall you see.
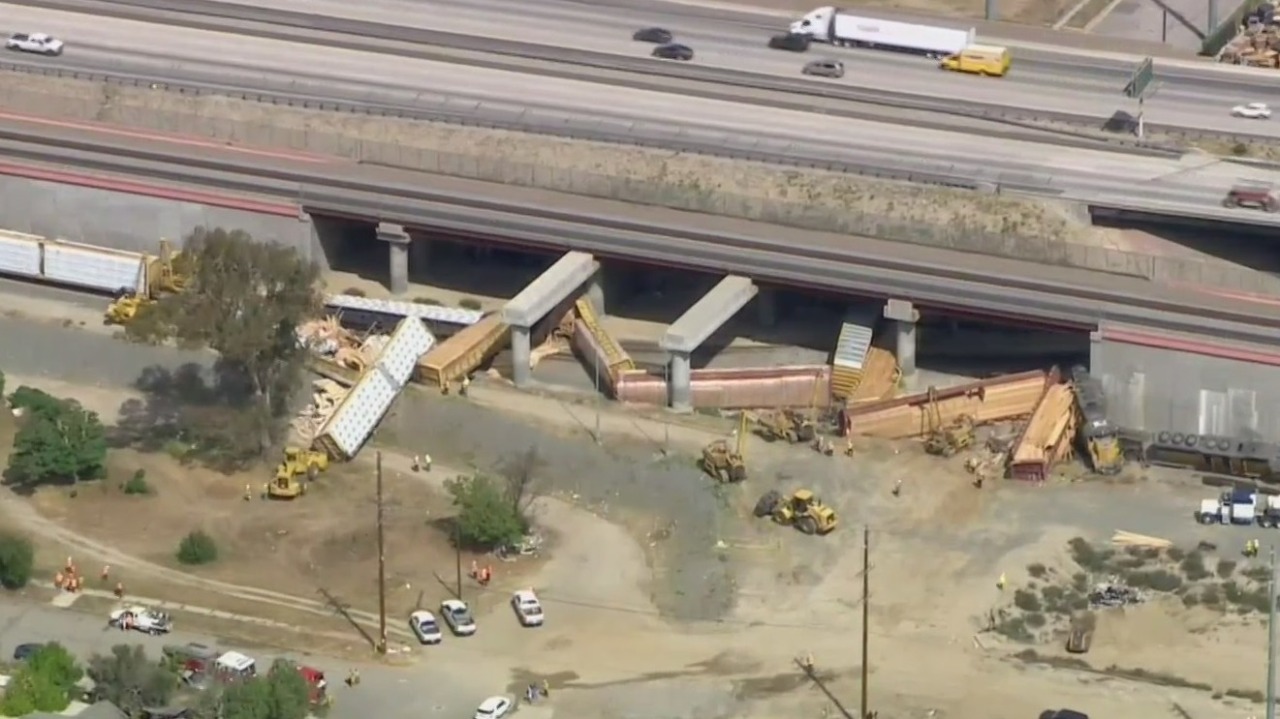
[0,172,318,262]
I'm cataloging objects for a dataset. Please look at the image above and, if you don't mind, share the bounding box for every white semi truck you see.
[789,7,974,58]
[1197,489,1280,528]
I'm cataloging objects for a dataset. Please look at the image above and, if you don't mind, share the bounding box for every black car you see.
[1039,711,1089,719]
[12,643,43,661]
[632,27,673,44]
[652,43,694,61]
[767,33,811,52]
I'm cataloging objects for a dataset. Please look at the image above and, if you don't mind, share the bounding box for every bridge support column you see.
[511,324,532,388]
[586,271,607,317]
[377,222,410,296]
[755,288,777,328]
[884,299,919,386]
[668,351,693,413]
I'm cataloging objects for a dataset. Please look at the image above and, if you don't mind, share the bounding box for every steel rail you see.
[1,125,1278,345]
[16,0,1277,144]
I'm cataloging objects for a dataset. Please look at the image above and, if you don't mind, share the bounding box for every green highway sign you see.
[1124,57,1154,99]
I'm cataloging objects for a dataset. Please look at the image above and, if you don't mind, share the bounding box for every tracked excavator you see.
[700,413,748,483]
[755,409,817,444]
[922,386,975,457]
[105,240,190,325]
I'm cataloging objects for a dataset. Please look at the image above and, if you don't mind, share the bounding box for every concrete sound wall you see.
[1091,325,1280,437]
[0,171,320,264]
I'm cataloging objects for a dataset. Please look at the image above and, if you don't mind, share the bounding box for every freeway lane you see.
[2,118,1280,344]
[63,0,1280,131]
[0,5,1272,222]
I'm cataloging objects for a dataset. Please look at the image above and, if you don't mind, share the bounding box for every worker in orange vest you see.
[114,581,125,599]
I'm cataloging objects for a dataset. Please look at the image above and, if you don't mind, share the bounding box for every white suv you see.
[6,33,64,56]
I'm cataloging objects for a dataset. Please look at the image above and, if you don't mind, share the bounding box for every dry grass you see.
[0,74,1103,247]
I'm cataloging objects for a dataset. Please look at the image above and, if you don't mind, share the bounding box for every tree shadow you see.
[111,362,260,473]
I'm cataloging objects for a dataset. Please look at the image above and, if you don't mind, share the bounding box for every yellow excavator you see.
[264,447,329,500]
[700,413,748,483]
[922,386,975,457]
[105,240,190,325]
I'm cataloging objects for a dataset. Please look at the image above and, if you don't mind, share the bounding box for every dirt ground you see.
[0,324,1273,718]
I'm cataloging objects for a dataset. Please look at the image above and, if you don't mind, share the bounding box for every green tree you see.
[5,398,107,487]
[2,643,83,716]
[0,531,34,589]
[87,644,177,716]
[9,386,65,418]
[445,474,527,549]
[125,228,322,463]
[265,659,312,719]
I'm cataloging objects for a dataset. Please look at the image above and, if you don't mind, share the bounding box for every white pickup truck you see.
[109,606,173,635]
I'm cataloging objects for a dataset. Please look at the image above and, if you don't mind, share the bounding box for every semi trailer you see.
[789,7,974,58]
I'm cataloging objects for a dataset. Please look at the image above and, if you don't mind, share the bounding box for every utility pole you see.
[1267,547,1278,719]
[861,526,870,719]
[375,452,387,654]
[454,522,463,600]
[594,359,602,444]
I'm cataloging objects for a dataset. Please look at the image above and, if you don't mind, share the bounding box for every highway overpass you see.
[2,0,1280,230]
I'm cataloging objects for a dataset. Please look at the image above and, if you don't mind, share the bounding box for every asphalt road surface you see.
[0,598,507,719]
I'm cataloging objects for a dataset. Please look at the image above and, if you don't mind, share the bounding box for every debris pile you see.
[1220,3,1280,67]
[1088,581,1145,608]
[291,379,349,445]
[297,316,389,374]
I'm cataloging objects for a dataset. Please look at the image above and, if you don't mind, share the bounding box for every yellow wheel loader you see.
[265,447,329,500]
[753,489,838,535]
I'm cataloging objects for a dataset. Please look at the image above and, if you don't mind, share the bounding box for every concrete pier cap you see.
[660,275,758,355]
[660,275,758,412]
[501,251,598,388]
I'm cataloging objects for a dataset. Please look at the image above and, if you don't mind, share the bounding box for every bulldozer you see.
[922,386,975,457]
[105,239,190,325]
[755,409,817,444]
[753,489,837,535]
[700,413,747,483]
[264,447,329,500]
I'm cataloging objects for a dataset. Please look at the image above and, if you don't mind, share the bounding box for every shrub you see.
[1013,588,1042,612]
[341,287,366,297]
[1201,587,1222,605]
[176,530,218,566]
[1217,559,1237,579]
[412,297,442,305]
[994,616,1033,642]
[1165,547,1186,562]
[1026,563,1048,579]
[1023,611,1046,628]
[1181,551,1210,581]
[0,531,34,589]
[1126,569,1182,593]
[458,298,483,311]
[0,368,5,398]
[1068,537,1112,571]
[122,470,152,496]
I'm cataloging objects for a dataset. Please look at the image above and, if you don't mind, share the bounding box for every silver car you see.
[803,59,844,78]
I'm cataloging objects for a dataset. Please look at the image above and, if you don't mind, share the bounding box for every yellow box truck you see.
[940,44,1011,77]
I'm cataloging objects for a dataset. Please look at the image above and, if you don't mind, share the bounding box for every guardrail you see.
[3,124,1280,342]
[18,0,1280,146]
